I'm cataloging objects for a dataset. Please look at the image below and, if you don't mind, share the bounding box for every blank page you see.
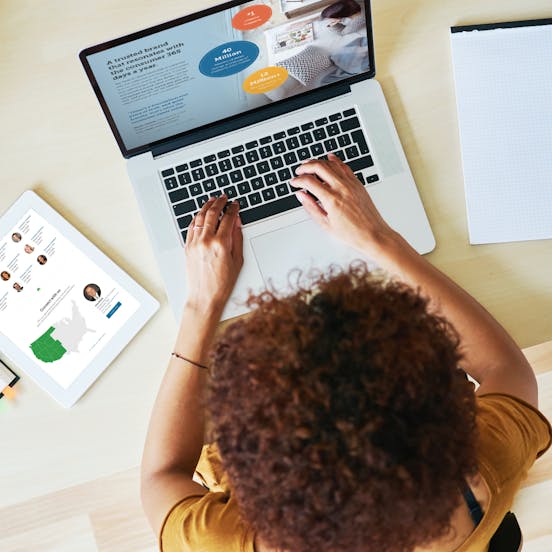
[450,22,552,244]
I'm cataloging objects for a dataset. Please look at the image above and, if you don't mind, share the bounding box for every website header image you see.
[86,1,370,153]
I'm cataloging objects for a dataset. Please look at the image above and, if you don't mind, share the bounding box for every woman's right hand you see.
[292,153,400,256]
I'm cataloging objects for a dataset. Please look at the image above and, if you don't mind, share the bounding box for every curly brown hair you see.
[208,264,478,552]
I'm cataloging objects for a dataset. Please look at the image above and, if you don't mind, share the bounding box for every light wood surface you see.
[0,0,551,549]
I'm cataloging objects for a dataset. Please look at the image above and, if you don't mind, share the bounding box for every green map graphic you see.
[30,301,94,364]
[30,327,67,362]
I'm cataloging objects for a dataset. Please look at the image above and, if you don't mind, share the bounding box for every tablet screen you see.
[0,209,140,389]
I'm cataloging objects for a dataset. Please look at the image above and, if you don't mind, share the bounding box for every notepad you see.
[450,19,552,244]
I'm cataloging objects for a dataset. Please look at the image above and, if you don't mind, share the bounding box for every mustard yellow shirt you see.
[160,394,551,552]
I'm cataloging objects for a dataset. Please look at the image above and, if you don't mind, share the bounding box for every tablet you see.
[0,191,159,407]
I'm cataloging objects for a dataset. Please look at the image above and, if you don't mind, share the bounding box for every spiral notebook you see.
[450,19,552,245]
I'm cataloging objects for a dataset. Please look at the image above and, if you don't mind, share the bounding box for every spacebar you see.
[347,155,374,172]
[240,194,301,225]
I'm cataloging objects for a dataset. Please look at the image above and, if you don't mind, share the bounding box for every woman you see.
[141,154,550,551]
[320,0,365,35]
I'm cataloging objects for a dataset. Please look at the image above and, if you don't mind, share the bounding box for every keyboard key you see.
[178,173,191,186]
[345,145,360,159]
[237,196,249,209]
[299,133,314,146]
[244,165,257,179]
[287,126,300,135]
[301,122,315,131]
[273,141,286,154]
[297,148,311,161]
[260,136,272,144]
[246,140,258,150]
[284,152,298,165]
[327,123,340,136]
[216,174,230,187]
[251,177,264,190]
[175,163,189,172]
[340,117,361,132]
[190,159,203,168]
[190,183,203,196]
[177,214,192,230]
[248,191,262,205]
[310,143,324,157]
[212,189,223,197]
[161,168,175,177]
[257,161,270,174]
[230,169,244,183]
[276,183,289,197]
[355,172,365,184]
[270,156,284,170]
[240,194,301,225]
[334,150,346,161]
[343,108,356,117]
[192,168,205,181]
[233,155,246,168]
[203,154,216,163]
[348,155,374,172]
[315,117,328,126]
[351,130,370,154]
[259,146,272,159]
[218,149,231,158]
[203,178,216,192]
[324,138,338,151]
[181,230,188,242]
[265,173,278,186]
[366,174,380,184]
[219,159,232,172]
[338,134,352,147]
[273,131,286,140]
[286,136,300,150]
[262,187,276,201]
[164,177,178,190]
[224,185,238,199]
[246,150,260,163]
[329,113,343,122]
[173,199,196,217]
[313,128,327,141]
[238,182,251,195]
[205,164,219,177]
[169,187,190,203]
[232,145,245,154]
[197,195,209,207]
[278,168,292,181]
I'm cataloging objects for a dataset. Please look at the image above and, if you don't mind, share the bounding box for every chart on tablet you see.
[0,210,139,389]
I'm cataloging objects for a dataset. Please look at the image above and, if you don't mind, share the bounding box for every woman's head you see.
[321,0,362,19]
[208,265,478,552]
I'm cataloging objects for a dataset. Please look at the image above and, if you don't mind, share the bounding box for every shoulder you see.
[476,393,551,486]
[159,491,254,552]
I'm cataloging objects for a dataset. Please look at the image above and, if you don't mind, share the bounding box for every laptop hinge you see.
[151,82,352,158]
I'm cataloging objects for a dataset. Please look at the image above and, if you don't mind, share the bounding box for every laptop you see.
[80,0,435,320]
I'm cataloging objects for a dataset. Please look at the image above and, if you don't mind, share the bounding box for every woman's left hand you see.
[184,195,243,317]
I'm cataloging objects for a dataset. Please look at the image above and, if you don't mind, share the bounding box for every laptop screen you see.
[81,0,374,157]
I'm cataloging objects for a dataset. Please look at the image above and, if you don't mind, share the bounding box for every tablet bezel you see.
[0,191,159,407]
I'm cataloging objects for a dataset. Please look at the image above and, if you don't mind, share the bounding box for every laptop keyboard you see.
[159,107,380,243]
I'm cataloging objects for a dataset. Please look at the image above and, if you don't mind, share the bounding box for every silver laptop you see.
[80,0,435,320]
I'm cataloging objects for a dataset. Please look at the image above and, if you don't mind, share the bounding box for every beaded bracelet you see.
[171,352,208,370]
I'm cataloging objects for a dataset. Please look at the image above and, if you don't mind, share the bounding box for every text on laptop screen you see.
[85,0,372,152]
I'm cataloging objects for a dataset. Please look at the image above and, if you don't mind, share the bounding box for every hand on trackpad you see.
[249,218,361,291]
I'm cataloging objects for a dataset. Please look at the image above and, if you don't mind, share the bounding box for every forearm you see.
[141,304,220,477]
[370,232,533,385]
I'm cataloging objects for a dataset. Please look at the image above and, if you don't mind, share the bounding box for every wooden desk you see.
[0,0,550,549]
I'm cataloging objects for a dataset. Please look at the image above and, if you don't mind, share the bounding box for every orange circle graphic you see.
[232,5,272,31]
[243,66,289,94]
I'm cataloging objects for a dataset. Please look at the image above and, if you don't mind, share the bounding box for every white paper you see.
[450,23,552,244]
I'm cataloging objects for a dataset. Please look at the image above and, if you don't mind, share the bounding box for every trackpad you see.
[250,219,363,291]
